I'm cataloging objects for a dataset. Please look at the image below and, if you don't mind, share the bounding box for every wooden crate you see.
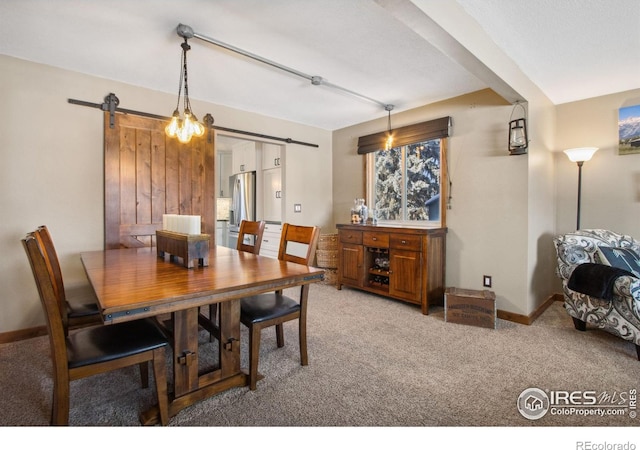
[156,230,210,269]
[445,287,496,329]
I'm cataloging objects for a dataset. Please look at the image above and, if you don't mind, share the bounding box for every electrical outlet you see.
[483,275,492,288]
[294,204,302,213]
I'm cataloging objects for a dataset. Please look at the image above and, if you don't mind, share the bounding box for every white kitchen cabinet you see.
[262,143,282,170]
[232,141,257,174]
[262,167,282,223]
[215,220,228,247]
[259,223,282,259]
[217,151,233,197]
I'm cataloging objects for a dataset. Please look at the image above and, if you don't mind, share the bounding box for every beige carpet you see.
[1,281,638,430]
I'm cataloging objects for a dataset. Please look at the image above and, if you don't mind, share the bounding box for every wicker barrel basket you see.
[316,233,338,269]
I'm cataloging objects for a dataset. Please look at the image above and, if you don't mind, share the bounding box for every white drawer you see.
[264,223,282,234]
[260,223,282,258]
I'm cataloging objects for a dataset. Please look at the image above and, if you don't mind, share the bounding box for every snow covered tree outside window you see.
[373,139,440,222]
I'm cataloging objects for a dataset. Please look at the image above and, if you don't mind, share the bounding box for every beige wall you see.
[400,0,558,316]
[555,89,640,238]
[0,54,332,333]
[525,99,557,314]
[333,89,549,316]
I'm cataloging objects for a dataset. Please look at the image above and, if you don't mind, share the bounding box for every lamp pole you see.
[576,161,583,230]
[563,147,598,231]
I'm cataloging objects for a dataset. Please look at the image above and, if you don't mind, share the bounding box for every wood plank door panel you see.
[389,249,421,303]
[339,243,363,286]
[104,112,215,249]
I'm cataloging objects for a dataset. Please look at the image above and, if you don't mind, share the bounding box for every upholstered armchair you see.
[554,229,640,360]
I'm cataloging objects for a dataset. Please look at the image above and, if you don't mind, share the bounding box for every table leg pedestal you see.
[139,300,247,425]
[139,372,248,425]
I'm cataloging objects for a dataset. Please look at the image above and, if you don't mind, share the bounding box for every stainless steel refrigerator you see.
[228,171,256,249]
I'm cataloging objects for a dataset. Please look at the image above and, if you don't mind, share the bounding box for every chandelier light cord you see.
[173,40,186,113]
[181,39,191,115]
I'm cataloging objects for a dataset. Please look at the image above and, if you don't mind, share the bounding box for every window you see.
[359,116,450,227]
[369,139,442,222]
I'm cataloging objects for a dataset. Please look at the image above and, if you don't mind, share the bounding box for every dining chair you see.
[22,233,170,426]
[236,219,266,255]
[35,225,101,332]
[200,220,266,341]
[239,223,320,390]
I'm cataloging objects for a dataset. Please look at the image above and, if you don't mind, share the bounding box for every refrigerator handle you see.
[230,177,240,227]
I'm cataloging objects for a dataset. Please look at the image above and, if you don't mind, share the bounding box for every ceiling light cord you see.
[385,104,394,150]
[177,23,394,112]
[181,39,191,115]
[172,39,186,113]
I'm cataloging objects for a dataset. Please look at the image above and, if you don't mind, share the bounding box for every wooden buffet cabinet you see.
[336,224,446,315]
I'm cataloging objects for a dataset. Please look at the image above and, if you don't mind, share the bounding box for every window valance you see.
[357,116,451,155]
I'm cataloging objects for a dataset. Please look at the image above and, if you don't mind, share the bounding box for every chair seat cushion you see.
[66,318,168,369]
[66,299,100,318]
[65,285,100,318]
[241,293,300,325]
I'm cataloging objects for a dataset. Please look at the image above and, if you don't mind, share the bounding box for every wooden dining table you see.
[80,245,324,425]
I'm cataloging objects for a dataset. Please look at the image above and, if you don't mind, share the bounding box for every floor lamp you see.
[563,147,599,230]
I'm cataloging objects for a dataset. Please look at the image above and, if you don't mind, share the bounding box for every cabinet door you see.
[262,143,282,170]
[217,152,232,197]
[216,221,228,247]
[263,167,282,222]
[232,141,257,173]
[389,249,421,302]
[242,143,257,172]
[231,144,244,174]
[339,243,363,286]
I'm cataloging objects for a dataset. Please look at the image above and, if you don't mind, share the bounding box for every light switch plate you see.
[294,204,302,213]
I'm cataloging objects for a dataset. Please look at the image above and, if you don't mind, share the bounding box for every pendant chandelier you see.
[165,37,205,143]
[384,104,394,150]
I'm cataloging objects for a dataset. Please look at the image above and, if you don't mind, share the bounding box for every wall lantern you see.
[508,102,528,155]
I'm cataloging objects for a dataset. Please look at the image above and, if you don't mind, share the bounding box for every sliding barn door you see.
[104,112,215,249]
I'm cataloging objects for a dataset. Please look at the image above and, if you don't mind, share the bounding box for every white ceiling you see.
[1,0,638,130]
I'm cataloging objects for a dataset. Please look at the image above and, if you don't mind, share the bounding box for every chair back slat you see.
[35,226,67,301]
[277,223,320,266]
[237,220,266,255]
[22,234,69,380]
[34,226,70,325]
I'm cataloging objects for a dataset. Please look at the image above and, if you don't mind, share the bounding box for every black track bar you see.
[67,96,319,148]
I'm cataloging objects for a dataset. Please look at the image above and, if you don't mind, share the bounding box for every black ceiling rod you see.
[67,94,319,148]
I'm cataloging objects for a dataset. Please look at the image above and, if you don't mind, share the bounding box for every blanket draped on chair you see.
[568,263,635,301]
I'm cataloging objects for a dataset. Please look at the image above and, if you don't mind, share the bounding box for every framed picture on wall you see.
[619,104,640,155]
